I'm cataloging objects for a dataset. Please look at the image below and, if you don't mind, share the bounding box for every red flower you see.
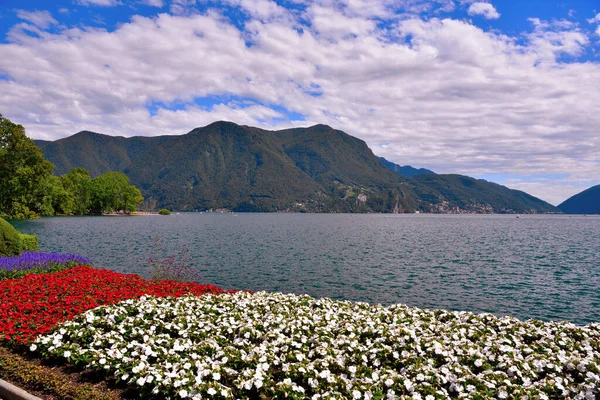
[0,266,231,344]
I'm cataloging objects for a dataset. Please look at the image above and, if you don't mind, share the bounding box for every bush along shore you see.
[1,254,599,399]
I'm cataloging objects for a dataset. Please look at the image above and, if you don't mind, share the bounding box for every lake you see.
[12,213,600,325]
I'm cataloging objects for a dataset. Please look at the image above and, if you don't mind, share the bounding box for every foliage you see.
[0,217,22,257]
[34,291,600,399]
[17,234,38,252]
[0,251,90,280]
[558,184,600,214]
[34,174,72,216]
[0,346,121,400]
[146,237,200,282]
[0,113,55,219]
[158,208,171,215]
[1,115,143,218]
[0,265,227,344]
[88,171,143,214]
[60,168,92,215]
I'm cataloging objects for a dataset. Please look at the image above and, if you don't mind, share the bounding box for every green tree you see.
[0,114,54,219]
[60,168,91,215]
[89,171,143,214]
[34,175,72,216]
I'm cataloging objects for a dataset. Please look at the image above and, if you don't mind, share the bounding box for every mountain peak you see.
[205,120,241,129]
[307,123,334,131]
[558,185,600,214]
[72,130,104,137]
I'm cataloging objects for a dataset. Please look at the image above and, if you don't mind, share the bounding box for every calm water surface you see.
[13,213,600,325]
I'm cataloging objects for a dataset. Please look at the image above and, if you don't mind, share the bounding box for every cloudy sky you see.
[1,0,599,205]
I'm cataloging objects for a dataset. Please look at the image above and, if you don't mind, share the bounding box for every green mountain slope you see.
[407,174,557,213]
[35,121,557,213]
[123,121,322,211]
[35,132,172,177]
[558,185,600,214]
[378,157,435,177]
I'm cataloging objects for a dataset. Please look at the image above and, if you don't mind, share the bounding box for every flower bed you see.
[32,292,600,400]
[0,266,227,344]
[0,252,91,280]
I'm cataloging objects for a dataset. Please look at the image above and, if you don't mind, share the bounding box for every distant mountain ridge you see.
[558,185,600,214]
[377,157,435,177]
[35,122,558,214]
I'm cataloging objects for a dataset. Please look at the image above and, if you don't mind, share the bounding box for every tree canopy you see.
[89,171,143,214]
[0,113,55,219]
[1,114,143,219]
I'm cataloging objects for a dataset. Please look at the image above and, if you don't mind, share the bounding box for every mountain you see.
[407,174,557,214]
[35,132,172,177]
[558,185,600,214]
[35,122,558,214]
[378,157,435,177]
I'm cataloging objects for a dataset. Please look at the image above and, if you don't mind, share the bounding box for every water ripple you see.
[13,213,600,325]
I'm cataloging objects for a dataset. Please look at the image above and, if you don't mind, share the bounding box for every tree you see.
[34,175,71,216]
[0,114,54,219]
[60,168,91,215]
[89,171,143,214]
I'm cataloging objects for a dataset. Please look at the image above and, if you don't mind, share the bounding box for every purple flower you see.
[0,252,91,273]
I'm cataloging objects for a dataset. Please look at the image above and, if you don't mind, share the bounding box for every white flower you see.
[31,291,600,400]
[352,390,361,399]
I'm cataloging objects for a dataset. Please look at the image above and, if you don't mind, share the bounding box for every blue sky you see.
[1,0,599,205]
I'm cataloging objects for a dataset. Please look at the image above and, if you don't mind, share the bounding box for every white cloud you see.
[0,3,599,203]
[467,2,500,20]
[141,0,164,7]
[169,0,196,15]
[587,13,600,23]
[307,6,377,40]
[76,0,120,6]
[15,10,57,29]
[526,18,588,63]
[501,181,590,207]
[224,0,292,23]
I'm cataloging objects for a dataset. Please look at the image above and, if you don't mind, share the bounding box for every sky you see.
[1,0,599,206]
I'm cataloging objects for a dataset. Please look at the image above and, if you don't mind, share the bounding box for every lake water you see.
[12,213,600,325]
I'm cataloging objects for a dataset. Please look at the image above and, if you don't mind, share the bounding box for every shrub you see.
[0,217,21,257]
[0,346,121,400]
[19,234,38,252]
[146,237,200,282]
[158,208,171,215]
